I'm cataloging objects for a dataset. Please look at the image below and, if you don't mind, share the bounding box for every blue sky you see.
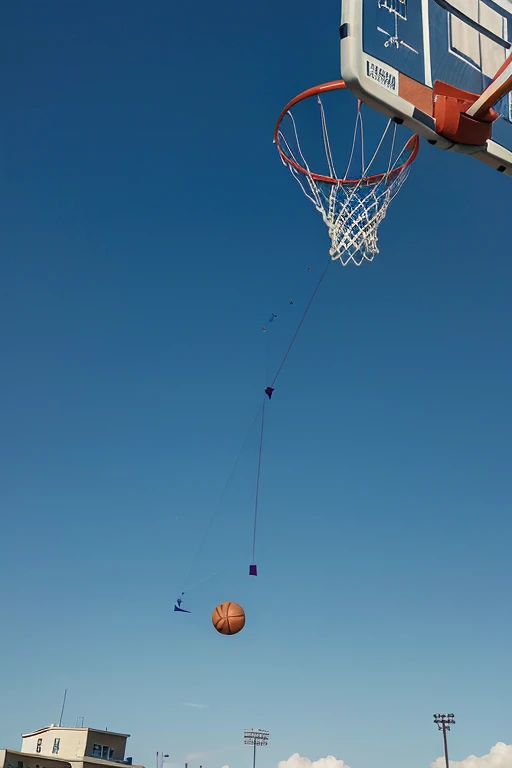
[1,3,511,768]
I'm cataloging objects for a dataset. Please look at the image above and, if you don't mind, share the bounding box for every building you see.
[21,727,130,763]
[0,751,69,768]
[0,726,144,768]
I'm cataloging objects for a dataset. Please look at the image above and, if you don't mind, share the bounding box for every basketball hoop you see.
[274,80,420,265]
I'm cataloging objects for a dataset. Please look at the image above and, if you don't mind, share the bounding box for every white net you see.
[276,95,418,266]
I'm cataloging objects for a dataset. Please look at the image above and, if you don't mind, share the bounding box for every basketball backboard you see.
[340,0,512,176]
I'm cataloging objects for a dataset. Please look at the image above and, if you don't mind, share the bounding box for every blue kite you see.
[174,593,191,613]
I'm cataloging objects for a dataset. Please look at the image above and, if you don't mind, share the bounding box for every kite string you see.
[185,567,229,593]
[271,254,332,388]
[251,397,267,563]
[181,402,263,591]
[250,254,331,564]
[182,253,331,592]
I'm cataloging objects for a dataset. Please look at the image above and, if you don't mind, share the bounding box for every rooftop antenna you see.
[59,689,67,727]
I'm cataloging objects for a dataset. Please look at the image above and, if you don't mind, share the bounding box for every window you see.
[52,739,60,755]
[36,740,42,754]
[92,744,114,760]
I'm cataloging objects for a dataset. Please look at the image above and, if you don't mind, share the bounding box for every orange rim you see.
[274,79,420,187]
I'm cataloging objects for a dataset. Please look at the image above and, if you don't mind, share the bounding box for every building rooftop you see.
[3,750,71,764]
[69,759,132,766]
[3,752,136,768]
[21,728,130,740]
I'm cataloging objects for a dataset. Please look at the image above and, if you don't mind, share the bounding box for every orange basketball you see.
[212,601,246,635]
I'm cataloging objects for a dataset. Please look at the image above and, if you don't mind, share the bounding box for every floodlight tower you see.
[244,729,270,768]
[156,753,170,768]
[433,714,455,768]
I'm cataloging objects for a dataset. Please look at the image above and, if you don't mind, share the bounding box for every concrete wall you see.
[0,750,70,768]
[80,760,127,768]
[21,731,127,763]
[84,734,126,762]
[22,729,87,759]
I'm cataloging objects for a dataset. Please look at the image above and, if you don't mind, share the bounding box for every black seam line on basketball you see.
[433,0,511,49]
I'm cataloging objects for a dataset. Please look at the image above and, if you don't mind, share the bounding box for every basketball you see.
[212,601,246,635]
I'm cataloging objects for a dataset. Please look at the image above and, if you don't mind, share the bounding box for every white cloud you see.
[279,755,352,768]
[431,744,512,768]
[224,745,512,768]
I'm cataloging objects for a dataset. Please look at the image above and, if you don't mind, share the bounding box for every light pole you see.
[244,729,270,768]
[433,713,455,768]
[156,752,169,768]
